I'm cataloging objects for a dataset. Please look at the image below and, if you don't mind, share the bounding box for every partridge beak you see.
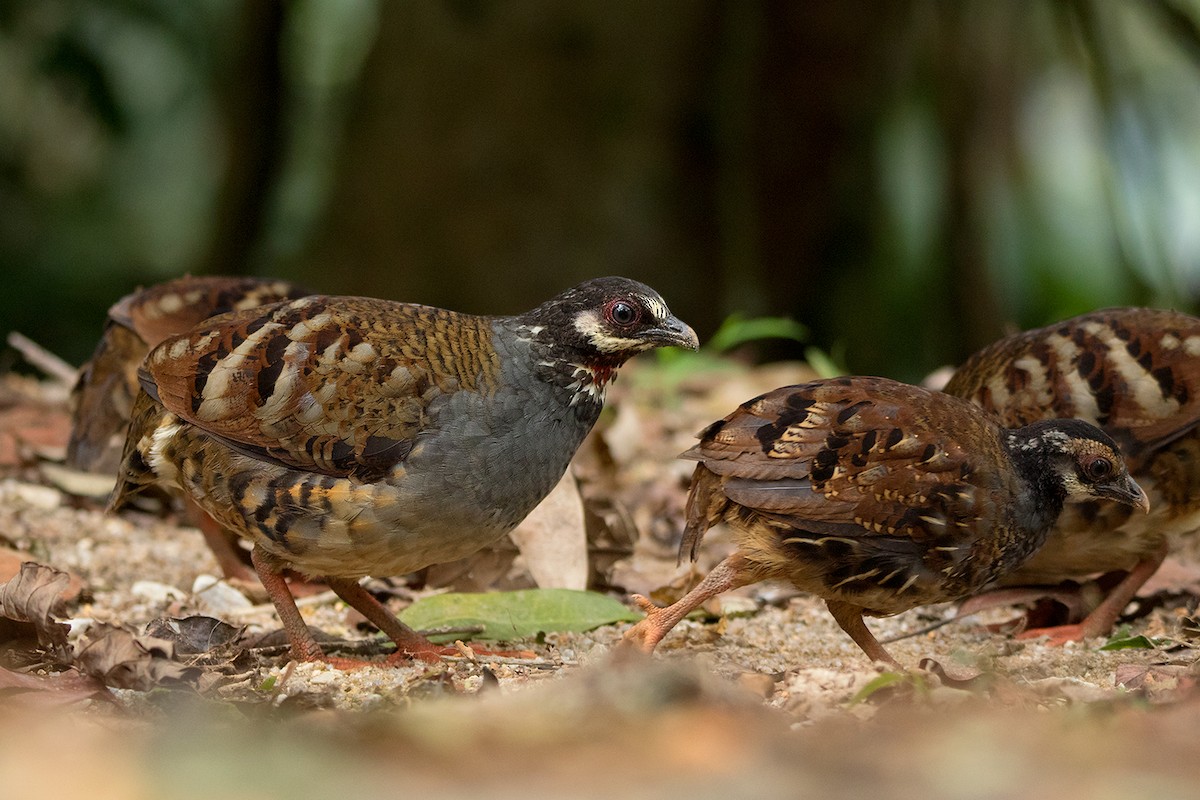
[1100,475,1151,514]
[648,315,700,351]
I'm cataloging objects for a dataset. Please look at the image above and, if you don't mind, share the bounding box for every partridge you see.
[619,376,1148,668]
[68,276,310,585]
[944,307,1200,642]
[68,275,309,473]
[109,277,698,665]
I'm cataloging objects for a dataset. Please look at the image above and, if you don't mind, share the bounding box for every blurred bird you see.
[68,276,310,585]
[944,307,1200,642]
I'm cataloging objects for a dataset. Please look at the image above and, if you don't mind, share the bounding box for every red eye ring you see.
[606,299,640,326]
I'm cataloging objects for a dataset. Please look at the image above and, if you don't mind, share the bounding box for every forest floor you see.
[2,356,1200,798]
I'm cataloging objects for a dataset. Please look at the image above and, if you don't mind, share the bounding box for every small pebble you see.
[65,617,94,640]
[736,671,778,699]
[2,480,62,510]
[131,580,186,606]
[718,595,759,616]
[307,671,339,686]
[193,574,254,614]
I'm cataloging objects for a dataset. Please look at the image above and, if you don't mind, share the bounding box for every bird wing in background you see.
[945,308,1200,468]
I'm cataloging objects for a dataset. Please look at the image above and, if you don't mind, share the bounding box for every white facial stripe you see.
[573,308,654,353]
[640,293,669,324]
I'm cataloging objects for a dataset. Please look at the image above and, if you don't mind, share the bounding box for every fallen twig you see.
[6,332,77,386]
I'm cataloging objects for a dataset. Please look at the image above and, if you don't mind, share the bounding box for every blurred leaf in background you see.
[2,0,1200,380]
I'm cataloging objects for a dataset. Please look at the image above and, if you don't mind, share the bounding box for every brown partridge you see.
[619,376,1148,668]
[68,276,310,584]
[68,275,309,473]
[944,307,1200,643]
[109,277,698,665]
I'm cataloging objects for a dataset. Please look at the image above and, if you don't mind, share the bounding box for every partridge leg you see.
[325,577,446,662]
[326,579,538,663]
[618,555,748,654]
[1016,541,1168,645]
[251,546,326,662]
[825,599,902,669]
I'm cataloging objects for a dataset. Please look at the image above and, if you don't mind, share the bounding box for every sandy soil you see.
[2,360,1200,797]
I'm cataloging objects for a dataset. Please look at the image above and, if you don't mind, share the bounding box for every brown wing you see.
[111,275,310,348]
[680,377,1005,564]
[67,276,309,472]
[141,295,502,480]
[945,307,1200,467]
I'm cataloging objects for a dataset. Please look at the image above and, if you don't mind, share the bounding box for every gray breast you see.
[404,328,598,533]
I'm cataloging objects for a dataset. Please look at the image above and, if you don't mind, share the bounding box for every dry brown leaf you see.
[0,548,85,604]
[143,616,244,656]
[0,562,72,659]
[1142,557,1200,596]
[38,462,117,500]
[74,623,200,690]
[1115,663,1197,702]
[509,471,588,590]
[0,406,72,466]
[0,665,110,705]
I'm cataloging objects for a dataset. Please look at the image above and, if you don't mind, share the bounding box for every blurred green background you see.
[2,0,1199,381]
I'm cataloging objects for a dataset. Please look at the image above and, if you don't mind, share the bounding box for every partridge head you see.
[619,376,1147,669]
[944,307,1200,642]
[110,276,697,665]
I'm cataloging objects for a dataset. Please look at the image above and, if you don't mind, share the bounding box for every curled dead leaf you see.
[0,665,110,706]
[144,616,244,656]
[0,561,72,660]
[74,623,200,690]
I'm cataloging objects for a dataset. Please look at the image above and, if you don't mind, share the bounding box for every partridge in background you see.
[110,277,698,665]
[619,377,1148,668]
[67,276,310,585]
[944,307,1200,643]
[68,275,309,474]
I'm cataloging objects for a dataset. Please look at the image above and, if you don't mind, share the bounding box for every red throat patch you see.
[591,364,614,389]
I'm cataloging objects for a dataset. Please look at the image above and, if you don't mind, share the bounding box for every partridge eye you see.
[609,301,639,326]
[1085,457,1113,480]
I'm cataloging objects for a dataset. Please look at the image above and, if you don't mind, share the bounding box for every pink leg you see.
[1016,542,1168,645]
[618,555,748,654]
[325,577,444,661]
[825,599,902,669]
[251,546,326,662]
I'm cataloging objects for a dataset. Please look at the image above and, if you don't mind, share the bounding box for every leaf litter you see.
[3,354,1200,794]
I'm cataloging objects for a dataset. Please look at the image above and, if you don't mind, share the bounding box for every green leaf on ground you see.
[398,589,640,643]
[847,670,917,705]
[1099,633,1163,651]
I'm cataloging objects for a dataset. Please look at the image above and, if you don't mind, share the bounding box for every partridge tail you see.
[679,465,727,564]
[107,389,173,513]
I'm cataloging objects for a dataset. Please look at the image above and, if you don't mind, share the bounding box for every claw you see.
[629,593,659,614]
